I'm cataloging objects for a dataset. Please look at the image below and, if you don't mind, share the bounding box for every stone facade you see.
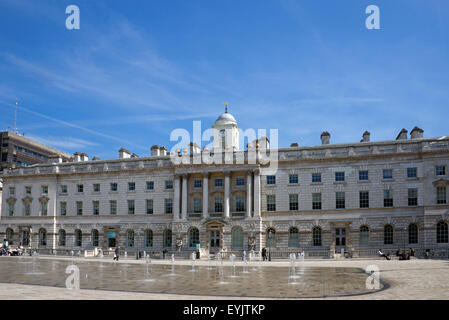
[1,113,449,258]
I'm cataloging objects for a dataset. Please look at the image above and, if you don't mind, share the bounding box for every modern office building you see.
[0,131,72,173]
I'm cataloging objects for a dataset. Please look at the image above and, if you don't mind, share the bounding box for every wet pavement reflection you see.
[0,257,384,298]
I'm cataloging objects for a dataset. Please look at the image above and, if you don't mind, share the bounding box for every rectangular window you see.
[289,194,299,211]
[235,196,245,212]
[77,184,83,193]
[110,183,118,192]
[408,188,418,206]
[359,170,369,181]
[60,202,66,216]
[312,173,321,183]
[165,180,173,190]
[41,201,48,216]
[165,199,173,214]
[236,177,245,186]
[93,184,100,192]
[383,169,393,180]
[312,193,322,210]
[128,200,135,214]
[266,175,276,185]
[9,187,15,196]
[128,182,135,191]
[76,201,83,216]
[193,198,202,213]
[436,166,446,176]
[25,186,32,195]
[214,178,223,187]
[24,202,31,216]
[146,199,153,214]
[214,197,223,212]
[384,190,393,207]
[437,187,447,204]
[407,167,417,178]
[266,195,276,211]
[110,200,117,215]
[335,172,345,182]
[194,179,202,188]
[42,185,48,194]
[60,185,67,194]
[336,192,345,209]
[93,201,100,215]
[289,174,298,184]
[359,191,369,208]
[8,203,14,216]
[146,181,154,190]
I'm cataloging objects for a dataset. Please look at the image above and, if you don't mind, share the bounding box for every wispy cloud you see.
[26,135,98,151]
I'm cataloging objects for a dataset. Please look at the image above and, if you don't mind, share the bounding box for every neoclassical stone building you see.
[1,110,449,258]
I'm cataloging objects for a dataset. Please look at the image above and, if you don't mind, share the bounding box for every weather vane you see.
[223,102,228,113]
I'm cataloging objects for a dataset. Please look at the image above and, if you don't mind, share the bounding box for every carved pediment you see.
[6,197,17,204]
[22,196,33,203]
[203,218,228,227]
[432,178,449,187]
[39,196,50,203]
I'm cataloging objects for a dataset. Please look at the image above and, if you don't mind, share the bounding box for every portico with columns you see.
[171,166,263,254]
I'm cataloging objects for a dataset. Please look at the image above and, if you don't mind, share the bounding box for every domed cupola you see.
[212,103,240,151]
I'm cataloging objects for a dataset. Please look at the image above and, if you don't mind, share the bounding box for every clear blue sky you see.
[0,0,448,159]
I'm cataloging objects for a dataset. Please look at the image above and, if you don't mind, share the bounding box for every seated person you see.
[378,249,390,260]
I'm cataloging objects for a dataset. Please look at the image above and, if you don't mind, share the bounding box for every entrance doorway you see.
[107,230,117,247]
[335,228,346,252]
[210,230,220,252]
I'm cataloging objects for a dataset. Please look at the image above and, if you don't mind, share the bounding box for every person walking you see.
[261,247,267,261]
[113,246,120,261]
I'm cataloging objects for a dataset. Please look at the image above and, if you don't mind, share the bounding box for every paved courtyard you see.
[0,256,448,300]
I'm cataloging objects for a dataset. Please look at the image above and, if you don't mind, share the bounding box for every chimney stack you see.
[410,126,424,139]
[80,153,89,161]
[119,148,131,159]
[151,145,160,156]
[396,128,408,140]
[73,152,81,162]
[189,142,201,154]
[160,146,167,156]
[361,131,370,143]
[48,154,62,164]
[320,132,330,145]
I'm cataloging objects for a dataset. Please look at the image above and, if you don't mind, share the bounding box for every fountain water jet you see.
[189,252,196,272]
[228,254,238,278]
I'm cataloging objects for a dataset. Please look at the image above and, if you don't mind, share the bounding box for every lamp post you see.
[268,229,274,262]
[404,227,407,253]
[29,227,33,256]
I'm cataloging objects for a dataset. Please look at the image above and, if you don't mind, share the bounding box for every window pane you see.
[289,174,298,184]
[336,192,345,209]
[312,193,322,210]
[383,169,393,179]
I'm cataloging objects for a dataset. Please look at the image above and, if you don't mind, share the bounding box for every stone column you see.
[181,174,188,220]
[253,169,261,218]
[224,171,230,219]
[246,170,252,218]
[173,175,181,221]
[203,172,209,219]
